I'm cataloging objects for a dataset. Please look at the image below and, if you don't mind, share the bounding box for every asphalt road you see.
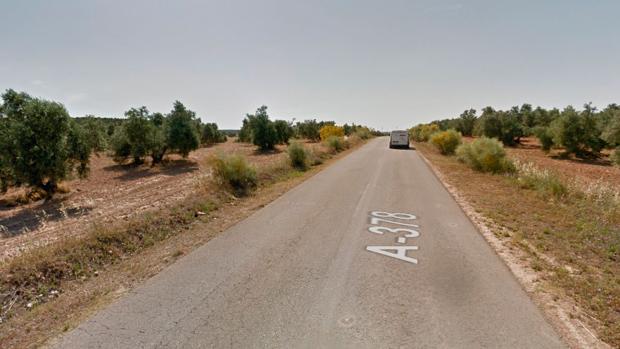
[53,137,565,348]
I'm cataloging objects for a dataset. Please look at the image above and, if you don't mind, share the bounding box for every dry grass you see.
[416,141,620,347]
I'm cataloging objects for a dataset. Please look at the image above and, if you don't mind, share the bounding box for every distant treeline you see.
[0,88,381,197]
[412,103,620,161]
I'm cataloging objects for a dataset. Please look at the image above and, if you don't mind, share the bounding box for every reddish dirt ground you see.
[507,137,620,188]
[462,136,620,188]
[0,139,315,262]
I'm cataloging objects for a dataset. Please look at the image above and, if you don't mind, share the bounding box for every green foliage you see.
[113,107,156,164]
[476,107,523,146]
[110,127,132,163]
[456,137,515,173]
[79,116,108,152]
[602,111,620,147]
[66,120,92,177]
[211,154,257,196]
[430,129,462,155]
[457,109,476,136]
[580,103,605,153]
[0,89,91,196]
[409,124,440,142]
[319,125,345,141]
[287,141,308,170]
[273,119,293,144]
[549,106,592,157]
[295,119,321,141]
[611,147,620,166]
[325,135,347,153]
[244,106,278,151]
[532,126,554,152]
[166,101,200,158]
[237,118,253,143]
[201,122,227,146]
[433,103,616,157]
[111,102,200,164]
[353,127,372,140]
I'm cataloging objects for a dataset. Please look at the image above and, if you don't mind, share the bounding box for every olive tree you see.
[247,106,278,151]
[166,101,200,157]
[296,119,321,141]
[112,102,200,164]
[273,119,293,144]
[457,109,476,137]
[0,89,91,196]
[201,122,226,145]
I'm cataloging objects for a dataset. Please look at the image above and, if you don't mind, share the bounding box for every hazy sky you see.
[1,1,619,130]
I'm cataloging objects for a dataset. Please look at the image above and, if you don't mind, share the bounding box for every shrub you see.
[319,125,345,141]
[409,124,439,142]
[287,141,308,170]
[456,137,515,173]
[347,134,362,147]
[429,129,462,155]
[353,127,372,140]
[210,154,257,196]
[325,136,347,153]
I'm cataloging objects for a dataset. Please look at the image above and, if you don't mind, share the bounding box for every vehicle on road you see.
[389,130,409,149]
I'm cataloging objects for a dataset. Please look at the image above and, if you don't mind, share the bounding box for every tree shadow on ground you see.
[549,153,614,167]
[102,159,199,181]
[0,198,93,238]
[252,148,284,156]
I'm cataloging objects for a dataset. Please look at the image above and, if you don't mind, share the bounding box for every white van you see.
[389,130,409,149]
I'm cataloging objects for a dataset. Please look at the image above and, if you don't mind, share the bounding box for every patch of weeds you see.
[210,153,257,197]
[513,160,568,199]
[287,141,309,170]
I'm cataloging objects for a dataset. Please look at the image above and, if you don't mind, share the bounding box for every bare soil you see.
[0,139,318,262]
[507,137,620,188]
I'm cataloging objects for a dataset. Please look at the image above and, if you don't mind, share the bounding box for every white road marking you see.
[366,246,418,264]
[366,211,420,265]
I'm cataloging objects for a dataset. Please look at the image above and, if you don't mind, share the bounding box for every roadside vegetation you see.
[411,102,620,346]
[0,88,378,347]
[429,129,462,155]
[412,103,620,163]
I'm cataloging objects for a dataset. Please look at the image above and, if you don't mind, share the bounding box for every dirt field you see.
[506,137,620,188]
[0,139,317,262]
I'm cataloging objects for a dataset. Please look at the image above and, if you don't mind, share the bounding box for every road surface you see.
[53,137,565,348]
